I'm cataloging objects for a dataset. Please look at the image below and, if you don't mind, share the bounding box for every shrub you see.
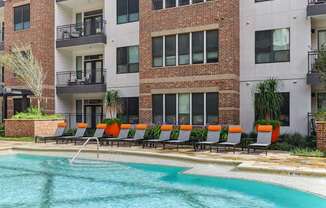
[270,133,316,151]
[102,118,121,125]
[291,148,326,158]
[255,119,280,128]
[190,128,207,142]
[12,107,62,120]
[144,125,161,140]
[128,129,136,138]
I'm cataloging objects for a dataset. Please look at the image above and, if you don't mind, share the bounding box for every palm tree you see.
[0,43,45,112]
[255,79,283,121]
[105,90,121,118]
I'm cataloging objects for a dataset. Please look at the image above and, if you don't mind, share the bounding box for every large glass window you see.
[255,28,290,64]
[152,95,163,124]
[318,30,326,50]
[152,37,163,67]
[206,92,219,124]
[117,0,139,24]
[192,93,204,125]
[165,94,176,124]
[117,46,139,74]
[118,97,139,124]
[206,30,219,63]
[166,0,176,8]
[192,31,204,64]
[152,0,163,10]
[165,35,176,66]
[14,4,30,31]
[178,33,190,65]
[178,93,190,124]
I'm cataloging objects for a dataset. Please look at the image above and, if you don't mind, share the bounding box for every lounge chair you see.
[195,125,222,152]
[35,122,67,143]
[120,124,148,147]
[163,125,192,150]
[218,125,242,153]
[75,123,107,145]
[101,124,132,146]
[143,125,173,148]
[56,123,88,144]
[247,125,273,155]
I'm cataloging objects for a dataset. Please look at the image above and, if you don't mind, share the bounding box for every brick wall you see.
[139,0,240,124]
[3,0,55,115]
[316,121,326,151]
[5,119,65,137]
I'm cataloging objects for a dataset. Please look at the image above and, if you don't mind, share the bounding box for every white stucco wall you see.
[240,0,312,135]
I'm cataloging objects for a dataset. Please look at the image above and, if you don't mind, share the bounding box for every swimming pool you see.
[0,154,325,208]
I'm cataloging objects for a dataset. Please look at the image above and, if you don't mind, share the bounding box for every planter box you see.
[5,119,65,137]
[316,121,326,151]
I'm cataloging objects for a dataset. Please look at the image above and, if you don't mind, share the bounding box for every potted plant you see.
[254,79,283,143]
[104,90,122,137]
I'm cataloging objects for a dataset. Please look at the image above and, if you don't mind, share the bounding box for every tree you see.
[105,90,121,118]
[255,79,283,120]
[0,43,46,112]
[314,48,326,83]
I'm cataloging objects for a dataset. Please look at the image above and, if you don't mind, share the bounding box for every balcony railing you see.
[56,68,106,87]
[308,113,316,137]
[308,0,326,5]
[56,19,106,41]
[307,51,322,85]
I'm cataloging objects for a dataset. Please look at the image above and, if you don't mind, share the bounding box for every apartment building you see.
[0,0,324,135]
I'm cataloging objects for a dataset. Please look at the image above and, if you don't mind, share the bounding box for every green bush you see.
[144,125,161,140]
[128,129,136,138]
[270,133,316,151]
[291,148,326,158]
[190,128,207,141]
[255,119,280,128]
[12,107,62,120]
[64,128,76,136]
[102,118,121,125]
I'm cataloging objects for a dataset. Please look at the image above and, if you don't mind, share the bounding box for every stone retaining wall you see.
[5,119,65,137]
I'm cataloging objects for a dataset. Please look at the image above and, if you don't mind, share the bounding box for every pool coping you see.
[3,145,326,177]
[1,147,326,198]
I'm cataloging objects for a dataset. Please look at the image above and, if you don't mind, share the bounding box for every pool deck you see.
[0,140,326,197]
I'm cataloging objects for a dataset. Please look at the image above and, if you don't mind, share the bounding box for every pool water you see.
[0,154,325,208]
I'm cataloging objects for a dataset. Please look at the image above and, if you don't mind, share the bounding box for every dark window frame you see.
[117,0,139,24]
[14,4,30,31]
[117,45,139,74]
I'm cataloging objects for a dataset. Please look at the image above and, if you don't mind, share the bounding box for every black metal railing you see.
[308,50,323,73]
[56,68,106,87]
[308,0,326,5]
[56,19,106,41]
[308,112,316,137]
[60,113,105,129]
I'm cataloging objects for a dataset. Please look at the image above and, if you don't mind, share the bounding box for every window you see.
[165,35,176,66]
[152,37,163,67]
[14,4,30,31]
[318,30,326,50]
[118,97,139,124]
[152,30,218,67]
[206,92,219,124]
[152,0,163,10]
[165,94,176,124]
[117,46,139,73]
[152,94,163,124]
[255,28,290,64]
[179,0,190,6]
[192,93,204,125]
[117,0,139,24]
[192,31,204,64]
[192,0,204,3]
[152,92,219,125]
[76,56,82,79]
[178,93,190,124]
[178,33,190,65]
[166,0,176,8]
[206,30,219,63]
[317,93,326,110]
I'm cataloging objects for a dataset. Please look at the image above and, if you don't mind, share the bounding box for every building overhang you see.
[56,84,106,95]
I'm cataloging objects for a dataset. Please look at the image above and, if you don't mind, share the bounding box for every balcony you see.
[56,68,106,94]
[307,51,323,85]
[56,19,106,48]
[307,0,326,16]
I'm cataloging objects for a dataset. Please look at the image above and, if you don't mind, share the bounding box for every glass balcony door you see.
[84,15,103,36]
[84,60,103,84]
[84,105,103,129]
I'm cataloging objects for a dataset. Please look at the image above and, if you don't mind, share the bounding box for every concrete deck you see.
[0,141,326,197]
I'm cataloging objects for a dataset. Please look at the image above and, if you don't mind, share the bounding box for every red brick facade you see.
[139,0,240,124]
[5,119,65,137]
[4,0,55,116]
[316,121,326,151]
